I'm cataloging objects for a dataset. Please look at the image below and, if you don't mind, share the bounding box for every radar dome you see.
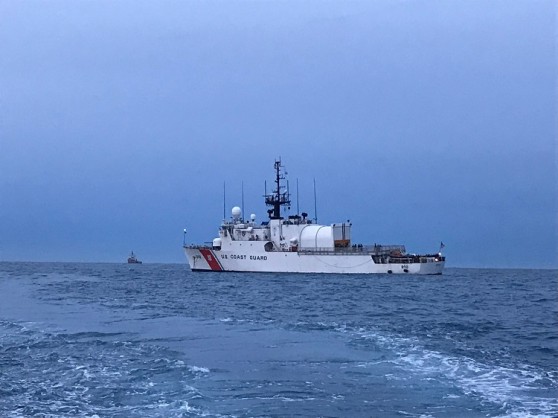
[231,206,242,219]
[250,213,256,221]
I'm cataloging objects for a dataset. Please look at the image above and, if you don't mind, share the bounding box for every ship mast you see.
[264,159,291,219]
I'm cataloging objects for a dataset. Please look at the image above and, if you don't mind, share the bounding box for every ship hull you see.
[184,247,444,275]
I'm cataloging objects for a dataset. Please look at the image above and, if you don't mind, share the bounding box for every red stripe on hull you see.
[199,249,222,271]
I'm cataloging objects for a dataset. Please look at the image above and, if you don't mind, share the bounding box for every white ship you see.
[184,160,445,275]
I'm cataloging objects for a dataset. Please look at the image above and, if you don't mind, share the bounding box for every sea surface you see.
[0,263,556,417]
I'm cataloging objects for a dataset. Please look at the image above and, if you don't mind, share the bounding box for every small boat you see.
[127,251,142,264]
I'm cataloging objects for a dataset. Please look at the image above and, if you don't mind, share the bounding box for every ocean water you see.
[0,263,556,417]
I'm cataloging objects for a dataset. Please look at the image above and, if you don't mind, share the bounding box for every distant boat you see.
[127,251,142,264]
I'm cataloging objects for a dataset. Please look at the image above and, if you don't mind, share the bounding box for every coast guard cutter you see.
[184,160,445,274]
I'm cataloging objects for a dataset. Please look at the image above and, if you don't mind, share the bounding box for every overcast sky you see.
[0,0,556,268]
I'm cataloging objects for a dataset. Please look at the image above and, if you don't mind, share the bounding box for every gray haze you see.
[0,1,556,268]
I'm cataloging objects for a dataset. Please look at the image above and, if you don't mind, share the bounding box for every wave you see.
[350,327,558,417]
[0,321,212,417]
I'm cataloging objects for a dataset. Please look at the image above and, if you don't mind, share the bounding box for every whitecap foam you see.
[355,329,558,417]
[188,365,210,374]
[0,322,209,418]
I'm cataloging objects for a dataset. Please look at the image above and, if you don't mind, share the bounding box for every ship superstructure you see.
[184,160,445,274]
[127,251,142,264]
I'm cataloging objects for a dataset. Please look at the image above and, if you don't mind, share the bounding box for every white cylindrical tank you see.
[299,225,334,249]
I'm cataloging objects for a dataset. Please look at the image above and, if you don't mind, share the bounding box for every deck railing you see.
[297,245,406,256]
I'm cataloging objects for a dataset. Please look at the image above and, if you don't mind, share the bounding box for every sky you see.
[0,0,556,268]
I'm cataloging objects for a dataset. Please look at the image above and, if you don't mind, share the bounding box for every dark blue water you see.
[0,263,556,417]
